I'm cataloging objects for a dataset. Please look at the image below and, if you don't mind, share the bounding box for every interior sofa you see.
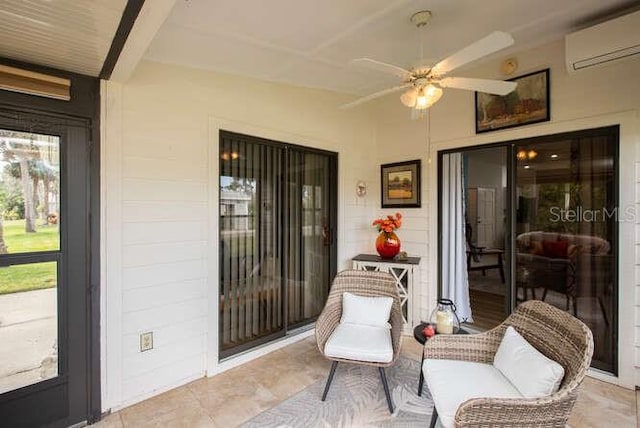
[515,231,612,320]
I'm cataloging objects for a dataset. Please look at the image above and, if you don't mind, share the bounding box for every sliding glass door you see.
[515,128,617,373]
[286,151,335,328]
[219,131,337,358]
[439,125,618,374]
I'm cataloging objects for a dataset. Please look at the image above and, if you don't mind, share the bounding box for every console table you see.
[351,254,421,332]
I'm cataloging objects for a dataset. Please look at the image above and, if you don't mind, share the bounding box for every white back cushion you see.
[340,292,393,328]
[494,326,565,398]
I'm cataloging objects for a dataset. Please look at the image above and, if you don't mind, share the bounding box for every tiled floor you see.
[95,336,638,428]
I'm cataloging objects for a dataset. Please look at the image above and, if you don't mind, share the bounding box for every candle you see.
[436,310,454,334]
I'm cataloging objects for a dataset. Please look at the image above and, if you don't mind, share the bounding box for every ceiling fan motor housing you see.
[410,10,432,27]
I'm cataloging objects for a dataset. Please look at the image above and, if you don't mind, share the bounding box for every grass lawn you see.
[0,219,59,295]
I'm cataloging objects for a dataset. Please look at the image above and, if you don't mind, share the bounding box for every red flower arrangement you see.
[372,212,402,233]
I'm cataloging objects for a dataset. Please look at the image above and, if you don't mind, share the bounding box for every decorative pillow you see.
[542,240,568,259]
[493,326,565,398]
[340,292,393,328]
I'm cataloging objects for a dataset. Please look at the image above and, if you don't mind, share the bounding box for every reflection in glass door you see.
[515,128,618,373]
[439,126,619,374]
[0,130,60,394]
[219,131,337,358]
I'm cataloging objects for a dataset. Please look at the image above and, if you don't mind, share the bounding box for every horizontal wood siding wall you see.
[102,61,378,409]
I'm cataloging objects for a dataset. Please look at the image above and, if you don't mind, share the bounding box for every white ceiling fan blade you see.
[431,31,514,76]
[439,77,517,95]
[351,58,412,79]
[340,84,411,109]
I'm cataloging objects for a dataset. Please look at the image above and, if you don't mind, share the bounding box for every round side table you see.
[414,322,469,396]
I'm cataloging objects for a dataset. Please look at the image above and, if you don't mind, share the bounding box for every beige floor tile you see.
[401,336,424,361]
[188,372,279,425]
[96,335,640,428]
[92,412,123,428]
[119,385,202,427]
[279,336,317,356]
[568,377,636,428]
[258,369,316,400]
[132,408,217,428]
[636,389,639,427]
[207,397,270,427]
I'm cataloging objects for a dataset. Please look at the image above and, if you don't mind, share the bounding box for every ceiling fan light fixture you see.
[414,84,442,109]
[415,87,428,109]
[400,88,417,107]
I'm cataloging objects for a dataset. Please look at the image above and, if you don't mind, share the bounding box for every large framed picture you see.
[381,160,421,208]
[475,68,550,133]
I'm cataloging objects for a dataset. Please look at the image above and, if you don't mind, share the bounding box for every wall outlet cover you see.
[140,332,153,352]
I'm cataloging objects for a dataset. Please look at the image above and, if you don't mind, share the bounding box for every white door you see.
[477,187,496,248]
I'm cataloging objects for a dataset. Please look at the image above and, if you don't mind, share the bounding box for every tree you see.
[28,159,57,223]
[0,215,7,254]
[0,175,24,219]
[224,178,255,194]
[0,138,42,233]
[2,157,37,232]
[0,177,7,253]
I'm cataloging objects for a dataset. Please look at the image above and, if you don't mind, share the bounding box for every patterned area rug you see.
[242,357,434,427]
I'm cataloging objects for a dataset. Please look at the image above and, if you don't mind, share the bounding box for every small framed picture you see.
[475,68,550,133]
[381,160,421,208]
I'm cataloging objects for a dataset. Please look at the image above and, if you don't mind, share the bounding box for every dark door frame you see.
[437,125,619,375]
[0,57,101,424]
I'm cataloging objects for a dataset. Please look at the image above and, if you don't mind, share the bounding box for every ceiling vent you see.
[565,9,640,73]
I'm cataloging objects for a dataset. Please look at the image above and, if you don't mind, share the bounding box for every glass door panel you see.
[219,136,284,357]
[0,130,61,394]
[286,151,333,328]
[515,132,617,373]
[0,262,58,394]
[0,130,60,253]
[462,147,509,330]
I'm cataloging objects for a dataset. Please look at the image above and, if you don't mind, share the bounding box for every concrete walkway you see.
[0,288,57,394]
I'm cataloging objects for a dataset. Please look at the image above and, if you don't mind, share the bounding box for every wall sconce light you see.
[356,181,367,197]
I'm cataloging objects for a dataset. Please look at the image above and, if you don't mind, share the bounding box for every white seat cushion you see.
[493,326,565,398]
[340,292,393,328]
[324,323,393,363]
[423,359,523,428]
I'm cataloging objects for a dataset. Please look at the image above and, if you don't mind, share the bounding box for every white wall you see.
[101,61,379,410]
[372,39,640,388]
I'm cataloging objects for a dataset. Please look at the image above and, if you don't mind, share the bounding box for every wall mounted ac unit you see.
[565,9,640,73]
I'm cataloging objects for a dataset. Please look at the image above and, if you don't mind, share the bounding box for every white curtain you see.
[441,153,473,322]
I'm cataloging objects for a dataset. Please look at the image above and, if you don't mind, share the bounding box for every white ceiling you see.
[0,0,128,76]
[145,0,637,95]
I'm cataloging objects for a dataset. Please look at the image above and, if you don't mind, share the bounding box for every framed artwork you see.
[475,68,550,133]
[381,159,421,208]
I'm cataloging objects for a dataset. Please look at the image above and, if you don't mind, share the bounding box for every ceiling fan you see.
[341,11,517,113]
